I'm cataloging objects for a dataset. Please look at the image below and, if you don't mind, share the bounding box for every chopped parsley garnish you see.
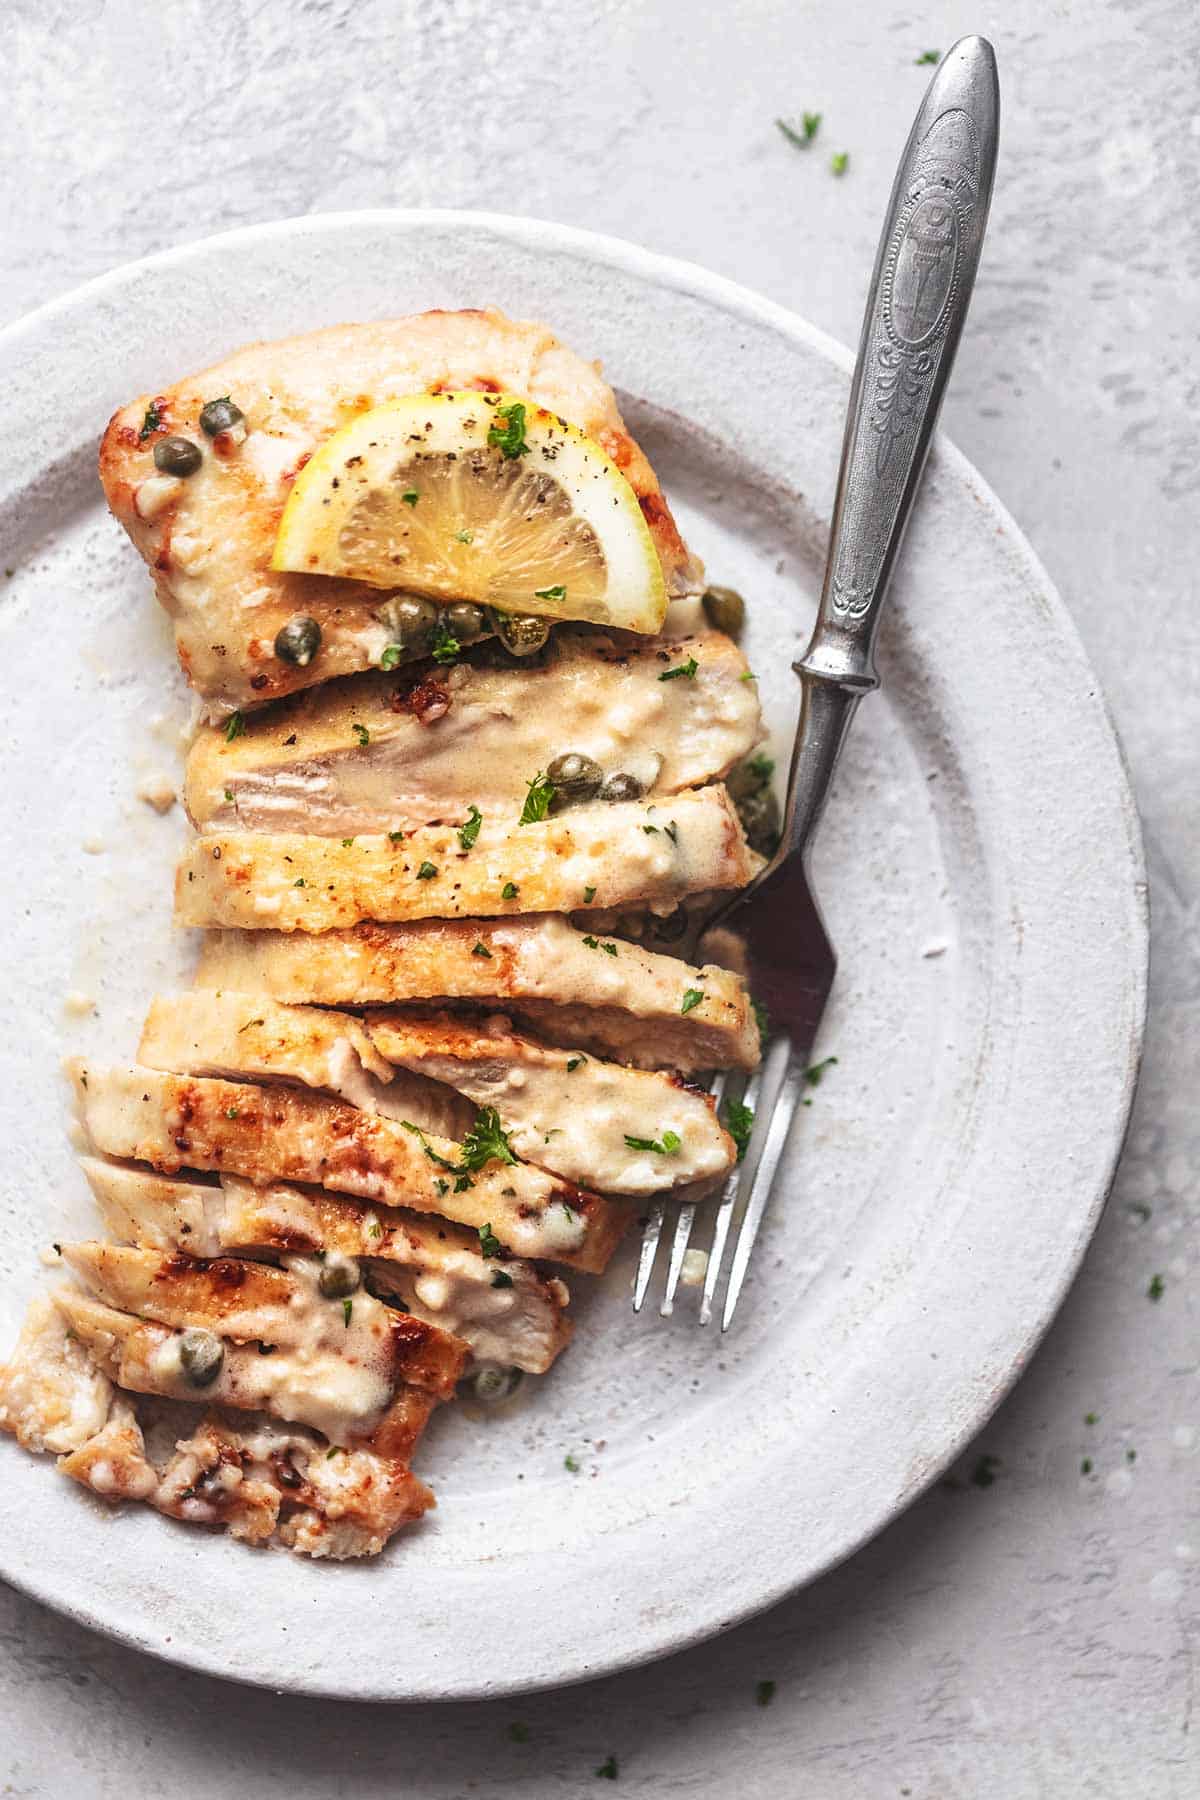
[400,1120,462,1171]
[224,711,245,743]
[138,400,164,441]
[803,1054,838,1086]
[566,1056,584,1073]
[501,880,519,899]
[454,528,474,544]
[293,877,306,888]
[458,804,483,850]
[831,151,850,176]
[1127,1448,1137,1462]
[519,769,555,825]
[461,1106,517,1170]
[1148,1273,1165,1301]
[756,1679,777,1707]
[223,787,233,802]
[664,820,678,843]
[431,615,461,664]
[401,488,419,507]
[582,936,618,956]
[534,584,566,602]
[659,656,698,682]
[478,1222,503,1258]
[472,940,493,958]
[751,998,770,1048]
[352,722,370,746]
[1081,1457,1093,1475]
[453,1173,475,1193]
[415,860,438,880]
[388,829,405,843]
[368,1218,383,1239]
[583,885,596,904]
[1084,1411,1099,1426]
[564,1453,581,1473]
[775,113,821,148]
[341,837,355,848]
[380,643,403,671]
[435,1178,449,1196]
[342,1298,353,1327]
[487,400,530,459]
[326,1445,340,1460]
[492,1270,514,1289]
[740,669,758,682]
[724,1098,755,1161]
[225,1106,239,1120]
[624,1130,681,1154]
[680,988,704,1015]
[748,752,775,782]
[594,1756,618,1781]
[915,49,940,64]
[642,824,659,835]
[237,1017,265,1034]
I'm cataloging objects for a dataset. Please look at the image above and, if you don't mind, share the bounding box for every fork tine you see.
[631,1200,665,1312]
[659,1202,697,1316]
[721,1039,803,1330]
[699,1066,763,1325]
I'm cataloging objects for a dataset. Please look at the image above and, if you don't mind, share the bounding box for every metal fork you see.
[634,35,1000,1326]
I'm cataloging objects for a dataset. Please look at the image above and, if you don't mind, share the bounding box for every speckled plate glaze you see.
[0,212,1147,1701]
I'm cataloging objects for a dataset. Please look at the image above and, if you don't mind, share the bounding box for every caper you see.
[652,906,690,942]
[470,1365,523,1404]
[702,584,747,636]
[274,615,322,666]
[318,1253,361,1300]
[599,771,645,803]
[735,785,782,857]
[491,610,551,657]
[199,396,245,437]
[386,594,440,654]
[178,1327,224,1388]
[152,435,202,478]
[547,751,603,800]
[445,601,487,642]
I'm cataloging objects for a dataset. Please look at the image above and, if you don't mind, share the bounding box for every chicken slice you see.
[70,1063,629,1272]
[184,628,761,836]
[138,989,473,1137]
[54,1288,441,1461]
[365,1010,734,1196]
[81,1157,572,1374]
[175,787,753,933]
[98,308,702,714]
[0,1293,115,1454]
[194,914,761,1072]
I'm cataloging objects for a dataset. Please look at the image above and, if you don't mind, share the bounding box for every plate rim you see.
[0,207,1148,1700]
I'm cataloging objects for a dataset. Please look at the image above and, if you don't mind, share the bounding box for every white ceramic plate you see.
[0,212,1146,1701]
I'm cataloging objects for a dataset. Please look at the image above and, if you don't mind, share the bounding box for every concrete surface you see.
[1,0,1196,1793]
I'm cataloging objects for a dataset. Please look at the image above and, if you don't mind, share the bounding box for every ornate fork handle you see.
[785,39,1000,861]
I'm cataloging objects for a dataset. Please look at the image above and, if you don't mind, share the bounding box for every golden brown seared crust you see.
[98,308,702,714]
[193,915,762,1073]
[59,1244,468,1400]
[70,1063,630,1272]
[81,1158,574,1375]
[174,788,754,934]
[183,628,762,836]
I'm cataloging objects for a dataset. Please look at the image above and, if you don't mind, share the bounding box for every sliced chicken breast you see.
[70,1063,629,1272]
[98,308,702,714]
[194,914,761,1072]
[365,1010,734,1196]
[175,787,754,933]
[184,628,761,835]
[81,1157,572,1374]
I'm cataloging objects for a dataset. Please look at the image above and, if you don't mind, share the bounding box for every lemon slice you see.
[271,391,667,633]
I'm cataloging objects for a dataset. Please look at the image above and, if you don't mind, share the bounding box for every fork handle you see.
[786,36,999,857]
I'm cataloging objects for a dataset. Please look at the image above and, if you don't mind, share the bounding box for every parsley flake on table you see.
[624,1130,681,1155]
[970,1453,1001,1489]
[478,1222,503,1258]
[1081,1457,1093,1475]
[756,1679,777,1707]
[1148,1273,1165,1301]
[224,711,245,743]
[803,1055,838,1086]
[915,49,941,65]
[487,400,530,459]
[564,1453,581,1473]
[458,804,483,850]
[680,988,704,1015]
[594,1756,618,1780]
[776,112,821,148]
[659,656,698,682]
[519,770,555,824]
[831,151,850,176]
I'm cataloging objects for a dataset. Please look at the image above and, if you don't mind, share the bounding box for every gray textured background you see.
[1,0,1196,1793]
